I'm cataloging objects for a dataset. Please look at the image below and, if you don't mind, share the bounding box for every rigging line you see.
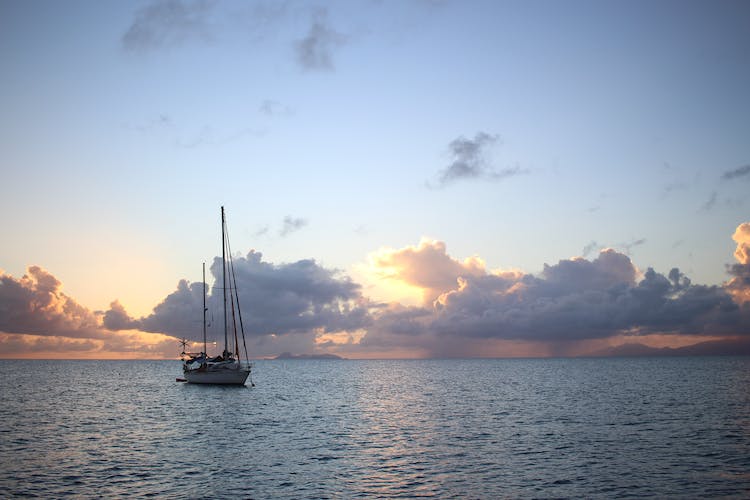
[226,225,250,364]
[229,275,240,358]
[224,213,241,360]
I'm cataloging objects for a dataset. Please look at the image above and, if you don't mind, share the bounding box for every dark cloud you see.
[294,9,346,71]
[122,0,215,52]
[428,255,748,342]
[721,164,750,180]
[361,237,750,356]
[0,267,178,358]
[5,223,750,359]
[136,251,371,344]
[0,266,104,339]
[280,216,308,237]
[138,279,204,337]
[435,132,526,186]
[102,300,141,331]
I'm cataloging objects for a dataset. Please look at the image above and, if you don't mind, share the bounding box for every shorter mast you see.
[202,262,207,358]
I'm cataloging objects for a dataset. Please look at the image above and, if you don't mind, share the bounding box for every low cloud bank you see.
[358,226,750,356]
[3,223,750,358]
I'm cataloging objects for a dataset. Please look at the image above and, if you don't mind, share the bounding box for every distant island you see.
[274,352,345,360]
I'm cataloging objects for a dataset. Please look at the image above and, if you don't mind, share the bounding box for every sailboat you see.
[179,206,252,385]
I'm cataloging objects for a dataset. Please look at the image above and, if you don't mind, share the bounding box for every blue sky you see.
[1,0,749,358]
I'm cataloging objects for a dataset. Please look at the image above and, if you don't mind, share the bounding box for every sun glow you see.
[351,262,424,307]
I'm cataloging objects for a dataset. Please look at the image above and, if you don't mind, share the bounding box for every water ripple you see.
[0,358,749,498]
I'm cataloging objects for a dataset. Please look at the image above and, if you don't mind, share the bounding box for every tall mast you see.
[221,206,228,357]
[202,262,207,357]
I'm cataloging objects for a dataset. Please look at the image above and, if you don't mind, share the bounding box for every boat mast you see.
[222,206,228,358]
[202,262,207,357]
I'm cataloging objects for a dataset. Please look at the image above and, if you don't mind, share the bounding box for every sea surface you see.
[0,357,749,498]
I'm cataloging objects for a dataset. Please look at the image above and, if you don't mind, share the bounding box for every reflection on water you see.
[0,357,749,497]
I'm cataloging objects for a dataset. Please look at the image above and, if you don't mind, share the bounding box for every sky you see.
[1,0,750,359]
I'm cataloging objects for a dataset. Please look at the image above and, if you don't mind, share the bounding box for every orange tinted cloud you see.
[4,223,750,359]
[727,222,750,304]
[733,223,750,265]
[0,266,179,358]
[369,238,487,304]
[357,229,750,357]
[0,266,102,338]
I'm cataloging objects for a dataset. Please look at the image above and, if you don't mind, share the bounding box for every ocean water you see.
[0,358,749,498]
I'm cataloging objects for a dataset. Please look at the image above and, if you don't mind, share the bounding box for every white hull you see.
[184,366,251,385]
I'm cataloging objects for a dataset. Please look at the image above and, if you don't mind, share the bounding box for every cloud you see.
[5,224,750,359]
[359,230,750,356]
[259,99,294,117]
[434,132,526,186]
[726,222,750,304]
[103,300,141,331]
[0,267,179,358]
[138,279,204,336]
[134,251,372,351]
[254,225,270,237]
[660,180,688,198]
[0,334,99,355]
[294,8,347,71]
[733,223,750,265]
[368,238,489,303]
[620,237,646,256]
[0,266,104,339]
[700,191,718,212]
[122,0,216,52]
[721,164,750,181]
[280,216,308,237]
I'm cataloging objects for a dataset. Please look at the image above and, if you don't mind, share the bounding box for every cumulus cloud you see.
[726,222,750,304]
[0,266,104,339]
[0,253,373,359]
[721,164,750,181]
[0,267,179,358]
[359,232,750,356]
[139,279,205,336]
[5,223,750,359]
[103,300,141,331]
[122,0,215,52]
[369,239,489,303]
[135,251,371,345]
[434,132,526,186]
[732,223,750,265]
[294,9,346,71]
